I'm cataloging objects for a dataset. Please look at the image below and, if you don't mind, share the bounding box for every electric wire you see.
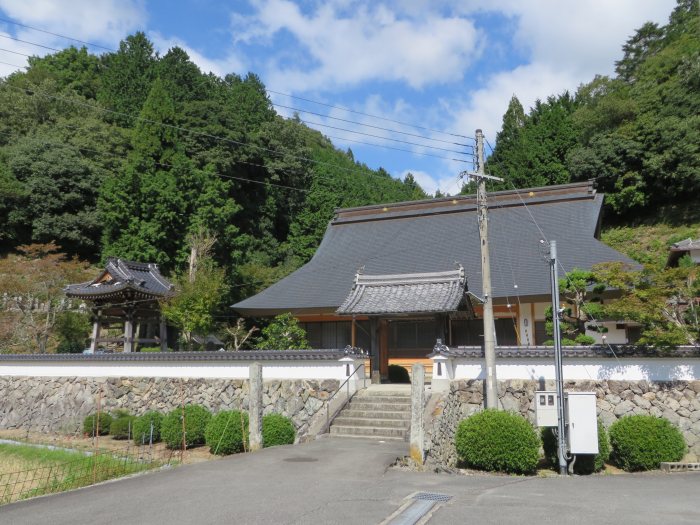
[273,103,473,148]
[0,33,62,52]
[484,136,625,369]
[1,82,420,184]
[0,16,116,52]
[0,59,26,70]
[0,47,32,58]
[0,127,309,193]
[267,88,475,141]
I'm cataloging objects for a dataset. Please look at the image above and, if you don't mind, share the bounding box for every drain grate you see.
[413,492,452,502]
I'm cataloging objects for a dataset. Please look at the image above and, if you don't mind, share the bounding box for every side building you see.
[233,181,637,379]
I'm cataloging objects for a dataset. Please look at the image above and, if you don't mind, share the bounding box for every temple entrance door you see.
[379,319,389,380]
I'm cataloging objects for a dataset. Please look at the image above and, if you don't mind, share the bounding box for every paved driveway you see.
[2,437,699,524]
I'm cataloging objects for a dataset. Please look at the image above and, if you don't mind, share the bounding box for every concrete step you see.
[340,409,411,420]
[333,417,410,428]
[347,402,411,412]
[352,395,411,404]
[330,425,408,440]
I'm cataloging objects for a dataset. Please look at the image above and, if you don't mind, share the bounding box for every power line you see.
[0,127,309,193]
[298,116,471,156]
[0,47,32,58]
[2,83,414,184]
[0,59,26,70]
[267,88,475,141]
[273,103,473,148]
[320,130,471,163]
[0,16,116,52]
[0,33,62,52]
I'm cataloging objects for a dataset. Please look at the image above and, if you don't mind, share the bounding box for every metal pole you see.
[476,129,499,410]
[550,241,568,475]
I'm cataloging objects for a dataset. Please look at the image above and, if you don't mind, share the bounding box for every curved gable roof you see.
[234,182,637,316]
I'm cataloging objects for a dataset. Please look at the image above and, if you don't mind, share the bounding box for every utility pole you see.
[474,129,501,409]
[549,240,568,475]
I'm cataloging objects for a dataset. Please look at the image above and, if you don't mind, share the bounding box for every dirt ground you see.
[0,429,219,465]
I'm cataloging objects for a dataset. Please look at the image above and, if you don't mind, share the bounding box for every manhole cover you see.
[283,456,318,463]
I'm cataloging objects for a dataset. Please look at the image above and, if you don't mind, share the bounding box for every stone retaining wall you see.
[426,379,700,467]
[0,376,339,440]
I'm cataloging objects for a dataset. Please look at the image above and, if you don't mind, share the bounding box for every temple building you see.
[65,258,174,352]
[234,181,636,380]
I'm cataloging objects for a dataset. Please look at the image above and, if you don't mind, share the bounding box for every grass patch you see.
[0,443,163,505]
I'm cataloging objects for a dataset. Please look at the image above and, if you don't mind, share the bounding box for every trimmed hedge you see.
[161,405,212,449]
[262,414,296,447]
[132,411,163,444]
[205,410,249,455]
[542,419,610,474]
[388,364,410,384]
[609,415,686,471]
[83,413,113,437]
[110,415,135,440]
[455,410,541,474]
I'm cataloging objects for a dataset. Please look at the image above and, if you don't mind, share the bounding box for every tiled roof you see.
[0,349,368,362]
[233,181,638,316]
[337,268,466,315]
[427,345,700,358]
[666,238,700,267]
[65,258,173,299]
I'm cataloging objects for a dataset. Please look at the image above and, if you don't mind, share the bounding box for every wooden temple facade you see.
[233,182,638,380]
[65,258,174,352]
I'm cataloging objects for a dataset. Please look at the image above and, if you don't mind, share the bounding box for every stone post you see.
[249,362,263,451]
[123,317,134,353]
[159,316,168,352]
[410,363,425,465]
[90,318,101,352]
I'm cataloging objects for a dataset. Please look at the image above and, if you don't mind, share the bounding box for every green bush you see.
[205,410,249,455]
[609,415,686,471]
[132,411,163,444]
[574,334,596,346]
[138,346,162,353]
[110,415,135,440]
[83,413,113,437]
[455,410,540,474]
[542,420,610,474]
[388,364,410,383]
[161,405,212,449]
[262,413,296,447]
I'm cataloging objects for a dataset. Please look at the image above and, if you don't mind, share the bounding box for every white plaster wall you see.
[533,302,548,319]
[0,359,361,380]
[585,322,628,344]
[452,357,700,381]
[690,248,700,264]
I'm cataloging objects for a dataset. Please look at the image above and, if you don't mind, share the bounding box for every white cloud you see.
[399,169,462,197]
[149,32,246,77]
[0,0,145,46]
[442,0,676,142]
[232,0,482,91]
[0,0,145,77]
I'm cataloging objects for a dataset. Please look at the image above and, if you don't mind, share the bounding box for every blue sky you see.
[0,0,676,195]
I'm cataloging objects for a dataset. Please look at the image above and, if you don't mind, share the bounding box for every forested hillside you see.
[484,0,699,222]
[0,34,425,302]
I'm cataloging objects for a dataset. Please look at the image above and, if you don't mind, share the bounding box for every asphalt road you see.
[2,437,699,524]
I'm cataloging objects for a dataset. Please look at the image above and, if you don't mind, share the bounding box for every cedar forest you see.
[0,0,698,352]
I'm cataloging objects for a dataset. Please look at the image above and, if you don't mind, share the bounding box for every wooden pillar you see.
[123,312,134,353]
[90,317,101,352]
[370,317,380,383]
[160,316,168,352]
[379,319,389,380]
[351,316,356,348]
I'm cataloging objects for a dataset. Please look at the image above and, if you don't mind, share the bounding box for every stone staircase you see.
[329,385,411,441]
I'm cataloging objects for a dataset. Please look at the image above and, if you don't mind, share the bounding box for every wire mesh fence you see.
[0,442,180,505]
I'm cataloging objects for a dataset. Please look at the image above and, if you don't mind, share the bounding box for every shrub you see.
[262,413,296,447]
[542,419,610,474]
[455,409,540,474]
[609,415,686,471]
[205,410,249,455]
[132,411,163,444]
[83,413,113,437]
[110,415,135,440]
[574,334,596,346]
[138,346,162,353]
[161,405,212,449]
[388,364,410,384]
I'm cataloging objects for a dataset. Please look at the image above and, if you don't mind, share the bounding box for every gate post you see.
[249,362,263,451]
[410,364,425,464]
